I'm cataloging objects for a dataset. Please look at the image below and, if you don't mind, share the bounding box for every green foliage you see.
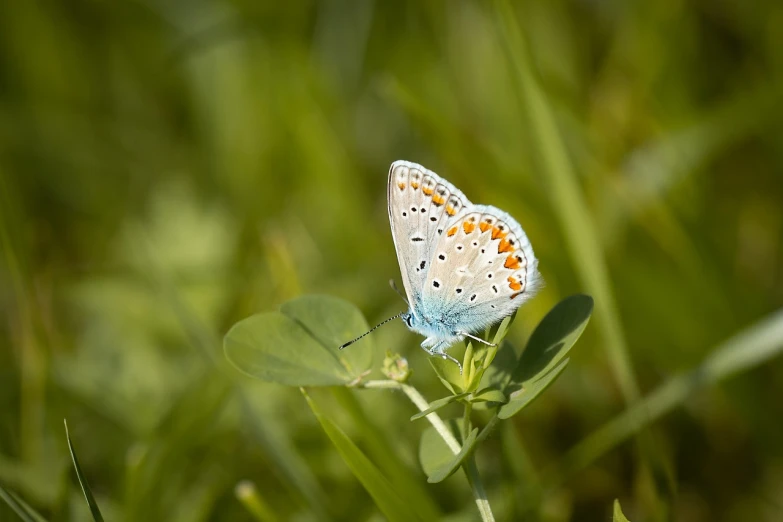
[0,485,46,522]
[2,0,783,520]
[302,390,424,522]
[224,295,373,386]
[499,295,593,419]
[413,295,593,422]
[613,499,632,522]
[423,427,480,484]
[64,420,105,522]
[227,292,593,518]
[417,419,482,484]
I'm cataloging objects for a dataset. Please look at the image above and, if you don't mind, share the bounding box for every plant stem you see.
[361,380,461,454]
[362,380,497,522]
[464,456,495,522]
[476,414,500,446]
[461,402,495,522]
[462,402,473,438]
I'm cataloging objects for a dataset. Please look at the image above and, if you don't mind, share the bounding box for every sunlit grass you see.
[1,1,782,521]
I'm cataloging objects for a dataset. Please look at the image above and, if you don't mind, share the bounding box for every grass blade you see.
[64,420,104,522]
[302,390,423,522]
[493,0,640,405]
[547,308,783,484]
[0,485,46,522]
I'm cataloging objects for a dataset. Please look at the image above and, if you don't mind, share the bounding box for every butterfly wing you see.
[419,204,541,334]
[387,160,470,306]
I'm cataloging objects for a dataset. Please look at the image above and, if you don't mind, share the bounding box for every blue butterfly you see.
[341,161,541,371]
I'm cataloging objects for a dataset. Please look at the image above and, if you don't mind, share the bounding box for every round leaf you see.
[280,295,373,375]
[225,295,374,386]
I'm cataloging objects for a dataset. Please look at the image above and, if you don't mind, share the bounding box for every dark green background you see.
[1,0,782,520]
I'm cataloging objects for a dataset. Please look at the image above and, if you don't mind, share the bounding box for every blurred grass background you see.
[1,0,783,520]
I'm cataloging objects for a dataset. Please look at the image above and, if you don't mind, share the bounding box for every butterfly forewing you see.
[387,161,469,305]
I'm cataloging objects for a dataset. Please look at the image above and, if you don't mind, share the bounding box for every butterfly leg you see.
[459,332,497,347]
[420,340,463,374]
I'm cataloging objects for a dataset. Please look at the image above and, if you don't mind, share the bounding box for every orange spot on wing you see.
[479,222,491,232]
[446,205,456,216]
[433,194,445,205]
[498,238,513,253]
[447,226,458,237]
[507,276,522,291]
[423,186,434,195]
[411,182,419,189]
[398,182,405,190]
[504,255,521,270]
[462,221,476,234]
[491,226,507,240]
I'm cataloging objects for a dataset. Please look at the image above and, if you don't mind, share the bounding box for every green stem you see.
[464,456,495,522]
[476,414,500,446]
[461,402,495,522]
[462,402,473,438]
[361,380,461,454]
[362,380,497,521]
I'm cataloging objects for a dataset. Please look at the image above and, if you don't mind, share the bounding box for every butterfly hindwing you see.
[387,161,469,305]
[420,204,541,333]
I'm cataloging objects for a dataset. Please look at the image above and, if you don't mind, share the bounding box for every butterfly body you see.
[388,160,541,364]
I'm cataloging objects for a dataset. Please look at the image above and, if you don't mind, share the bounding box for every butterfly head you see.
[401,311,414,329]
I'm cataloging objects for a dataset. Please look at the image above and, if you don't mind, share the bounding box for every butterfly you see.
[341,160,541,371]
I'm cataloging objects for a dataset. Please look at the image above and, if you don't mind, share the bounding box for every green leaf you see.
[427,428,478,483]
[280,295,373,375]
[418,420,460,479]
[417,420,480,483]
[64,420,105,522]
[470,388,507,404]
[302,390,423,522]
[225,295,373,386]
[487,311,517,346]
[479,340,522,394]
[410,393,468,421]
[514,295,593,383]
[498,359,570,419]
[497,295,592,419]
[613,499,631,522]
[0,485,47,522]
[428,345,465,394]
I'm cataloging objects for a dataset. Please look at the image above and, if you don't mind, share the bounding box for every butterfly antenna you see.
[339,312,405,350]
[389,279,409,305]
